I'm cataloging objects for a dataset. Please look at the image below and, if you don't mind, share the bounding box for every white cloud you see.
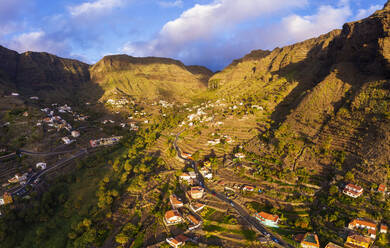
[123,0,308,57]
[279,3,352,43]
[7,31,69,55]
[355,4,382,20]
[69,0,125,17]
[158,0,183,8]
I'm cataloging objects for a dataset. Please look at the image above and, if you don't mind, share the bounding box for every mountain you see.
[90,54,210,102]
[209,2,390,170]
[0,47,213,103]
[0,45,90,97]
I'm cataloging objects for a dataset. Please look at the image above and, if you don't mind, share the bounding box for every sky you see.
[0,0,387,71]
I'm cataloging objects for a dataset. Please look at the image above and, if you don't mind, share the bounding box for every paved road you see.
[0,148,77,161]
[9,148,92,196]
[174,132,293,248]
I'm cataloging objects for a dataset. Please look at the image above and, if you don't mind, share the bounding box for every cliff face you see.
[0,46,90,98]
[209,2,390,175]
[90,55,211,102]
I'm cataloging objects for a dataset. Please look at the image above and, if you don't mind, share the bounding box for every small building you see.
[36,162,47,170]
[348,219,377,231]
[182,152,192,159]
[71,130,80,138]
[199,167,212,179]
[324,242,343,248]
[344,234,370,248]
[23,112,29,117]
[166,234,189,248]
[242,185,255,192]
[188,186,204,200]
[254,212,279,228]
[30,96,39,100]
[164,210,184,225]
[11,92,19,96]
[189,202,205,212]
[62,137,72,145]
[187,214,202,230]
[378,184,387,193]
[234,153,245,159]
[300,233,320,248]
[169,195,184,209]
[343,183,363,198]
[380,224,388,234]
[179,172,197,181]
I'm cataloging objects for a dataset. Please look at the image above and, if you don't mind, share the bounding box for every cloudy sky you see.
[0,0,386,70]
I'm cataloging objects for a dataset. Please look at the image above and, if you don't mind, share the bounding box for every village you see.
[1,91,389,248]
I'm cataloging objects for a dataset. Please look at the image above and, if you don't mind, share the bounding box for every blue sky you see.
[0,0,386,71]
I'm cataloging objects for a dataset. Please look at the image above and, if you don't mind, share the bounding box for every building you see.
[188,187,204,200]
[164,210,184,225]
[62,137,72,145]
[300,233,320,248]
[242,185,255,191]
[182,152,192,159]
[234,153,245,159]
[343,184,363,198]
[8,173,27,183]
[348,219,377,231]
[90,136,122,147]
[378,184,387,193]
[166,234,189,248]
[189,202,205,212]
[36,162,47,170]
[179,172,197,181]
[0,192,13,206]
[380,224,388,234]
[324,242,343,248]
[187,214,202,230]
[169,195,184,209]
[344,234,371,248]
[199,167,212,179]
[71,130,80,138]
[254,212,279,228]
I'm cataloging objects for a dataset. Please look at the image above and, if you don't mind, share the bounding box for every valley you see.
[0,2,390,248]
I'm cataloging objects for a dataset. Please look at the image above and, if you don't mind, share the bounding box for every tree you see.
[329,185,339,195]
[115,233,129,245]
[345,172,354,182]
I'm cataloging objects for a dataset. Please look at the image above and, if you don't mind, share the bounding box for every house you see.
[199,167,212,179]
[169,195,184,209]
[71,130,80,138]
[324,242,343,248]
[343,183,363,198]
[378,184,387,193]
[300,233,320,248]
[30,96,39,100]
[380,224,388,234]
[8,173,27,183]
[242,185,255,192]
[164,210,184,225]
[179,172,197,181]
[234,153,245,159]
[62,137,72,145]
[189,202,205,212]
[188,187,204,200]
[182,152,192,158]
[254,212,279,228]
[187,214,202,230]
[348,219,377,231]
[11,92,19,96]
[0,192,13,206]
[36,162,47,170]
[166,234,189,248]
[23,112,29,117]
[344,234,371,248]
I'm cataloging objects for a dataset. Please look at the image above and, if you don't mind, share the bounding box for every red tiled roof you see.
[165,210,181,221]
[380,224,388,230]
[170,195,183,206]
[349,219,377,229]
[345,184,363,192]
[257,212,279,222]
[378,184,387,192]
[187,215,200,225]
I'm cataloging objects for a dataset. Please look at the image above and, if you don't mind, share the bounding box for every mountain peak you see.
[385,1,390,10]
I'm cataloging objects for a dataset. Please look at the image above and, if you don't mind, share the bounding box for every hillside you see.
[90,55,211,102]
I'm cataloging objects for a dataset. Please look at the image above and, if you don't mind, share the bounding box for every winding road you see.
[174,131,293,248]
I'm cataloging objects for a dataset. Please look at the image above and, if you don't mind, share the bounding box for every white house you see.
[36,162,47,170]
